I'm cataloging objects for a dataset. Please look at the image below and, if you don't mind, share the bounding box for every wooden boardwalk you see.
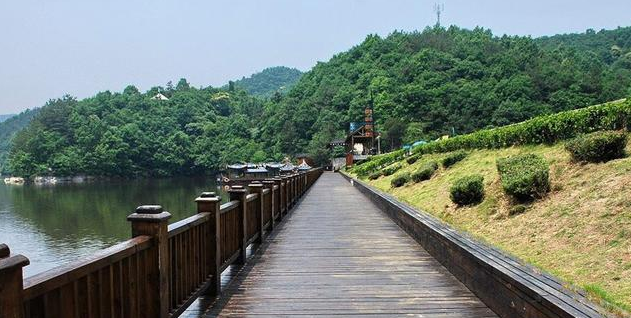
[203,172,498,317]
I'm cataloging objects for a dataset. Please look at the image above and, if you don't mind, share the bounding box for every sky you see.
[1,0,630,114]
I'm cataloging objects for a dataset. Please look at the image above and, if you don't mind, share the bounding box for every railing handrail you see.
[245,193,258,202]
[22,235,153,300]
[168,212,210,238]
[220,200,239,214]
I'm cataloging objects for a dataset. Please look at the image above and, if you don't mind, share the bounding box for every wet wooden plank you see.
[203,172,497,318]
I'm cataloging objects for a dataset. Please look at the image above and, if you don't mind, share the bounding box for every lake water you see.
[0,177,225,277]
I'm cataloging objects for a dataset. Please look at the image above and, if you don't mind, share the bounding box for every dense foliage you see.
[0,109,40,174]
[565,131,627,163]
[497,154,550,200]
[411,161,438,182]
[8,83,275,178]
[351,150,405,177]
[229,66,302,98]
[8,26,631,177]
[264,26,631,158]
[391,173,409,188]
[450,175,485,205]
[411,100,631,156]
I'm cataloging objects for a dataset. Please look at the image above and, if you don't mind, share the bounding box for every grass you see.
[353,143,631,317]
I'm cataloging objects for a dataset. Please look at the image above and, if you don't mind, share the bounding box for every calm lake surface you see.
[0,177,225,277]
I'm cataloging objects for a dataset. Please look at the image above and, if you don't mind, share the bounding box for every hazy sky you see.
[1,0,630,113]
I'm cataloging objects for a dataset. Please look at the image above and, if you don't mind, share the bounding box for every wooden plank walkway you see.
[203,172,498,317]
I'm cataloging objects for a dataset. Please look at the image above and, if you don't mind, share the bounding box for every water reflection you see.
[0,177,224,277]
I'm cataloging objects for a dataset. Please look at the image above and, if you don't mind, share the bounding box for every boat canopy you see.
[246,167,268,174]
[297,162,312,171]
[227,164,247,170]
[280,164,295,172]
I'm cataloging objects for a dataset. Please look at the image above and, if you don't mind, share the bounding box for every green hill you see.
[7,85,272,178]
[229,66,302,98]
[349,99,631,315]
[0,109,39,174]
[260,26,631,162]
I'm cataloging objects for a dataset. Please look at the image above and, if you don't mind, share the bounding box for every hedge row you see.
[352,149,406,177]
[412,100,631,156]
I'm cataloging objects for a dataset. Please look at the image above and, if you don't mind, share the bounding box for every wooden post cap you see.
[0,243,9,258]
[0,254,30,271]
[135,205,164,214]
[195,195,221,203]
[127,205,171,222]
[200,192,216,198]
[228,185,247,193]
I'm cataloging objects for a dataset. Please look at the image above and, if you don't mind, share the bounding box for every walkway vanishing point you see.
[0,169,608,318]
[203,172,497,317]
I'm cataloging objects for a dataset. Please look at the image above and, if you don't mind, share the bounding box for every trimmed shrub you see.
[442,151,468,168]
[497,154,550,200]
[368,171,382,180]
[411,161,439,182]
[411,100,631,156]
[565,131,627,163]
[391,173,410,188]
[450,175,484,205]
[406,154,420,165]
[381,164,402,176]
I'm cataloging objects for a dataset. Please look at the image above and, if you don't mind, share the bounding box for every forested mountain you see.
[0,109,40,174]
[260,26,631,162]
[8,82,273,177]
[7,26,631,177]
[0,114,16,122]
[229,66,302,97]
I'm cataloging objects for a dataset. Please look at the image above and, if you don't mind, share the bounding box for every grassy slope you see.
[356,142,631,315]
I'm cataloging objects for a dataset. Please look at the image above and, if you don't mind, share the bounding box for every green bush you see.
[442,151,468,168]
[391,173,410,188]
[381,164,402,176]
[406,154,420,165]
[565,131,627,163]
[411,161,439,182]
[450,175,484,205]
[368,171,382,180]
[497,154,550,200]
[412,100,631,156]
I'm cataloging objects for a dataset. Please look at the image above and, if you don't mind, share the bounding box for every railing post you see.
[195,192,222,296]
[271,177,283,221]
[228,186,248,264]
[127,205,171,318]
[248,183,265,243]
[280,176,289,214]
[262,180,276,230]
[0,244,29,318]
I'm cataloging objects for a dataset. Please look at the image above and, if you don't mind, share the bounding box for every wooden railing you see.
[0,168,323,318]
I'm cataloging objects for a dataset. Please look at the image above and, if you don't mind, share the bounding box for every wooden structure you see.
[0,169,322,318]
[205,172,498,317]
